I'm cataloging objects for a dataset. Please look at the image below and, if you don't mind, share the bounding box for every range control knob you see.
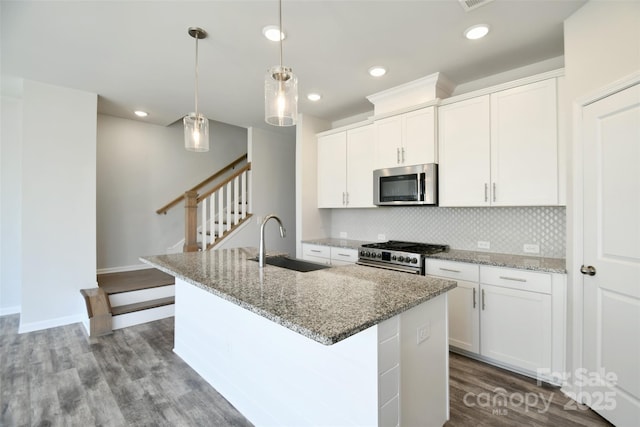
[365,251,371,257]
[376,252,382,259]
[411,257,418,264]
[397,256,405,262]
[360,250,365,256]
[391,255,397,261]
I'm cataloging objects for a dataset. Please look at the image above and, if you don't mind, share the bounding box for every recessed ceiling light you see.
[134,110,148,117]
[464,24,490,40]
[368,66,387,77]
[263,25,285,42]
[307,93,321,102]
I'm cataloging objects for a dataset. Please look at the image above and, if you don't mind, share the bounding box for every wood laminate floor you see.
[1,314,613,427]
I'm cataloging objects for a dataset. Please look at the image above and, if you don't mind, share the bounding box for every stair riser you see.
[112,304,175,330]
[109,285,175,307]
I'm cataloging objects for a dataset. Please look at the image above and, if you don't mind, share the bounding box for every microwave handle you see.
[419,173,426,201]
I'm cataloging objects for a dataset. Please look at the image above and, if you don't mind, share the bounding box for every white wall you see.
[217,127,296,256]
[96,115,247,270]
[295,114,332,258]
[563,0,640,387]
[19,80,97,332]
[0,92,23,315]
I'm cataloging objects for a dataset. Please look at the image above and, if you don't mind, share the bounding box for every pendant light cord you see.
[194,34,200,116]
[279,0,283,69]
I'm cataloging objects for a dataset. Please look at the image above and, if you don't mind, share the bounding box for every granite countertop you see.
[141,248,456,346]
[302,237,371,250]
[426,249,566,274]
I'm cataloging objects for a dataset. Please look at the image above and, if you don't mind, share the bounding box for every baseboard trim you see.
[0,305,21,316]
[97,264,154,275]
[18,313,84,334]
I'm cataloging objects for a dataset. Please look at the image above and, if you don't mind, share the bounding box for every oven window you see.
[379,174,418,201]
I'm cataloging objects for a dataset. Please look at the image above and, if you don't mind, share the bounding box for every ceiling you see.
[1,0,586,133]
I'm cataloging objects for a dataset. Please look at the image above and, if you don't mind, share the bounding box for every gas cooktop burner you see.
[357,240,449,274]
[361,240,449,255]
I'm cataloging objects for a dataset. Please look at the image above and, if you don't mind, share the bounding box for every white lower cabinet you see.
[301,243,358,266]
[426,259,565,382]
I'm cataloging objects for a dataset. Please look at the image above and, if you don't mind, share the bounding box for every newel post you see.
[183,190,199,252]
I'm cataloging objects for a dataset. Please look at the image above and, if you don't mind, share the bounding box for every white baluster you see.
[218,187,224,242]
[233,176,239,226]
[226,182,232,233]
[241,171,247,219]
[209,193,215,246]
[201,197,207,251]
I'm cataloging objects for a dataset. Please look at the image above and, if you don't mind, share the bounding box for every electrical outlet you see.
[524,244,540,254]
[417,323,430,344]
[339,231,348,238]
[477,241,490,249]
[377,234,386,241]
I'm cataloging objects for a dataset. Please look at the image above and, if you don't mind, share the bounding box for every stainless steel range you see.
[357,240,449,275]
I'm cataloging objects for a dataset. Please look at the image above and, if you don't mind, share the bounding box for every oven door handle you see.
[356,260,422,274]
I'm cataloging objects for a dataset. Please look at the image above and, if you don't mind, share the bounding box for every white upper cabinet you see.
[376,106,436,169]
[438,78,559,207]
[317,132,347,208]
[438,95,491,207]
[317,124,376,208]
[490,79,558,206]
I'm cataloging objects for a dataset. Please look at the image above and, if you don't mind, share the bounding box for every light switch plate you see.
[524,243,540,254]
[477,241,490,249]
[377,234,386,241]
[417,323,430,344]
[339,231,347,238]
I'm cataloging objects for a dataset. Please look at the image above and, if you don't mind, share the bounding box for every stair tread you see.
[111,296,175,316]
[97,268,175,295]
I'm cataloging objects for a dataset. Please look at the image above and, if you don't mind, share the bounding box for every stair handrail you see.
[197,163,251,203]
[156,153,248,215]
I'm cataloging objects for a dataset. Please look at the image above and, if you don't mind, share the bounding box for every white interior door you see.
[582,82,640,426]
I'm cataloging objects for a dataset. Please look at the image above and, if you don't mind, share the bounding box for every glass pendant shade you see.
[183,112,209,152]
[265,66,298,127]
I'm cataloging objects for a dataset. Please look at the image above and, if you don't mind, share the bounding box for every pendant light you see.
[264,0,298,127]
[184,27,209,152]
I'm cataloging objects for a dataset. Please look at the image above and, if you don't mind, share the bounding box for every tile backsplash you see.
[330,206,566,259]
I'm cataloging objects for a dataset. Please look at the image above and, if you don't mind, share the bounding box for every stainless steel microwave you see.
[373,163,438,206]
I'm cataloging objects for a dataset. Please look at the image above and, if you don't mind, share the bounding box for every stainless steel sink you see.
[250,255,331,272]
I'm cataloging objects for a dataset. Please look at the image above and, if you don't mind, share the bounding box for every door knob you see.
[580,265,596,276]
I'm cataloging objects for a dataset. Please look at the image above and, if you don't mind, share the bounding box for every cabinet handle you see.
[310,249,321,253]
[337,253,351,257]
[499,276,527,283]
[492,183,496,202]
[473,288,477,309]
[402,147,405,163]
[439,267,461,273]
[397,148,400,164]
[484,183,488,202]
[482,289,486,310]
[342,192,346,205]
[346,192,349,205]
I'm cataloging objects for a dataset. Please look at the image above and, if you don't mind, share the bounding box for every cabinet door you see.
[403,107,436,165]
[346,125,376,208]
[480,284,552,373]
[375,116,402,169]
[491,79,558,205]
[447,280,480,353]
[317,132,347,208]
[438,95,491,206]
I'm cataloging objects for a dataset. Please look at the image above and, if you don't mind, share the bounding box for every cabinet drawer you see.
[426,259,479,282]
[330,247,358,264]
[480,266,551,294]
[302,244,330,259]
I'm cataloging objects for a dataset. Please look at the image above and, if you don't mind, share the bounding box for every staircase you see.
[82,155,252,336]
[81,268,175,336]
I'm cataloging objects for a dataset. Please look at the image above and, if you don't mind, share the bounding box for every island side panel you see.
[400,293,449,426]
[173,278,379,426]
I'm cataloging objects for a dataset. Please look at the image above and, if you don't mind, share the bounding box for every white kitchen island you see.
[142,248,456,427]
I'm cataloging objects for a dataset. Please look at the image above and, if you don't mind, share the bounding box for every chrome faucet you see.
[259,214,286,268]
